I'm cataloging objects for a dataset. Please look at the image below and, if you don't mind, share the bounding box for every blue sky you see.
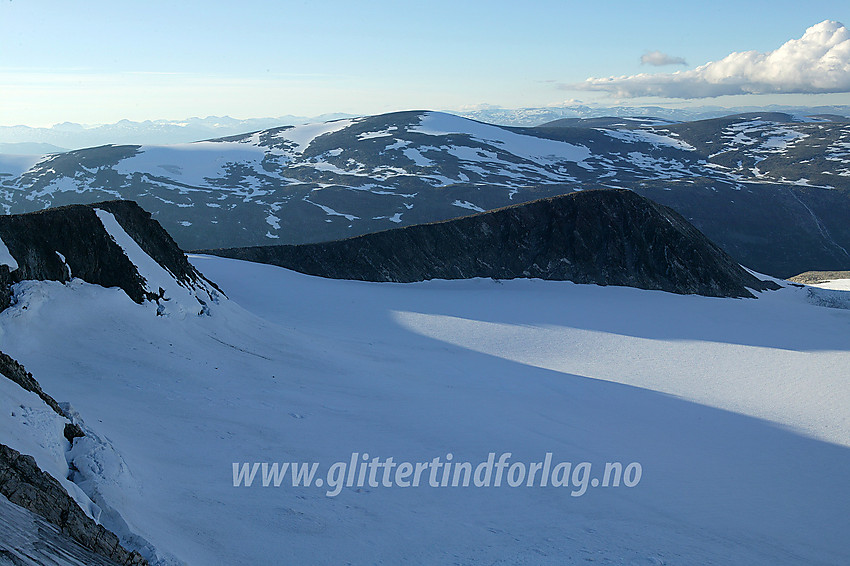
[1,0,848,126]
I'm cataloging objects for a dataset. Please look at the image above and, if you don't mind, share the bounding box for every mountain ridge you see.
[203,189,778,298]
[0,200,221,314]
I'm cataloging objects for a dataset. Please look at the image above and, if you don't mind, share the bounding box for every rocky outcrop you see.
[0,443,146,565]
[0,200,222,311]
[204,189,779,298]
[0,265,12,313]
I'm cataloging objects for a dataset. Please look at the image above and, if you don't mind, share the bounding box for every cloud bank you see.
[641,51,687,66]
[568,20,850,98]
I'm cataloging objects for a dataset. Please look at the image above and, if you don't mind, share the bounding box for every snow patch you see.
[402,147,434,167]
[303,198,360,221]
[603,129,696,151]
[0,235,19,270]
[413,112,592,164]
[452,200,485,212]
[94,208,210,317]
[275,119,356,153]
[265,214,280,230]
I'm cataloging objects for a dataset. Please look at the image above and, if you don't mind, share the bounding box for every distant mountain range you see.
[3,105,849,150]
[0,114,357,151]
[455,104,850,128]
[2,110,850,278]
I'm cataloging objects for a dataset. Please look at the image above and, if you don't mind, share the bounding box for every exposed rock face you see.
[205,189,779,298]
[0,266,12,311]
[0,202,214,561]
[0,443,146,565]
[0,200,221,311]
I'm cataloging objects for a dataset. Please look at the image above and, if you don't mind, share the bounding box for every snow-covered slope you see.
[811,278,850,290]
[1,368,102,520]
[1,257,848,564]
[2,111,850,277]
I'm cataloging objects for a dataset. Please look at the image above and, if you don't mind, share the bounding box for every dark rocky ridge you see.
[0,200,221,311]
[204,189,779,298]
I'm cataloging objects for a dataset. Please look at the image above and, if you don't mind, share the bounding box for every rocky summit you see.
[0,200,221,313]
[205,189,779,298]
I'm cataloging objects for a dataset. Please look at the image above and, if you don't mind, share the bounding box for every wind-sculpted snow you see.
[1,256,849,564]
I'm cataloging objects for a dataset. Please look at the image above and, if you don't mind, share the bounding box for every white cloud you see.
[567,20,850,98]
[641,50,687,66]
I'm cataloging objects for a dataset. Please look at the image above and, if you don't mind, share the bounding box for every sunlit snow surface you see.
[412,112,593,164]
[1,257,849,565]
[809,278,850,291]
[0,235,18,270]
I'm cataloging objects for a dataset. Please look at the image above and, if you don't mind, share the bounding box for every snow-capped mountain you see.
[2,110,849,277]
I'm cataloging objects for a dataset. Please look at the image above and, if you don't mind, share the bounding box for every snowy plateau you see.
[1,244,850,564]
